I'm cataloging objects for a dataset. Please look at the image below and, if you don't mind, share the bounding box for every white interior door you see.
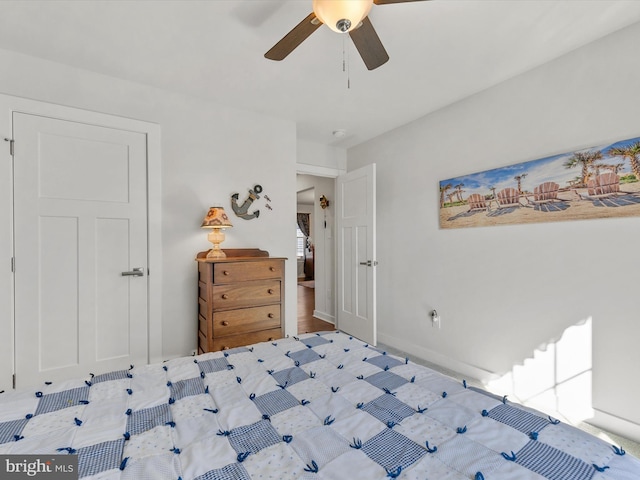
[13,112,149,388]
[336,163,376,344]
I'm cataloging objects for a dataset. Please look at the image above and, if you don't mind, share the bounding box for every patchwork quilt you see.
[1,331,639,479]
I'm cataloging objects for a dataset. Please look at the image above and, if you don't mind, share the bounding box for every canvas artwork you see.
[439,135,640,229]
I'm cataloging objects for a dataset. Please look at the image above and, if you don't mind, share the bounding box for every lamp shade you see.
[313,0,373,33]
[201,207,233,228]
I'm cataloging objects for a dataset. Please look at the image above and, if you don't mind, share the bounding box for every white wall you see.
[297,175,336,323]
[348,23,640,441]
[0,48,299,380]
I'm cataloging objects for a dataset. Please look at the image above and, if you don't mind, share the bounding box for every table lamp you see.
[201,207,233,259]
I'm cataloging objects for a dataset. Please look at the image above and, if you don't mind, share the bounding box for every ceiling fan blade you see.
[349,17,389,70]
[265,12,322,61]
[374,0,430,4]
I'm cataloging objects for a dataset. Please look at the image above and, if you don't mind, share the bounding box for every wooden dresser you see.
[196,249,285,353]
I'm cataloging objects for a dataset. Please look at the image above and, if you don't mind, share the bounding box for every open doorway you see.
[296,187,314,284]
[296,175,335,334]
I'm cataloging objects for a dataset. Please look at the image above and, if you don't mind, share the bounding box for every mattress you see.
[1,331,638,479]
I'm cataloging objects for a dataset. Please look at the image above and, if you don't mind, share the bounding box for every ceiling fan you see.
[265,0,429,71]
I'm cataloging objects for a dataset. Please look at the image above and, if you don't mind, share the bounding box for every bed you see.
[1,331,638,479]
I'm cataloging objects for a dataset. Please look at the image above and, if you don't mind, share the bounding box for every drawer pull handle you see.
[222,346,229,350]
[268,313,274,318]
[268,337,274,341]
[268,289,274,295]
[223,270,230,275]
[222,321,229,326]
[221,294,229,299]
[269,266,275,271]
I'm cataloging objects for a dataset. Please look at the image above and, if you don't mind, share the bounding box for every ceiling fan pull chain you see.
[348,40,351,89]
[342,34,351,89]
[342,34,346,73]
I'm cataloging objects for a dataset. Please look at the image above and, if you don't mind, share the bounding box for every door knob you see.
[121,267,144,277]
[359,260,378,267]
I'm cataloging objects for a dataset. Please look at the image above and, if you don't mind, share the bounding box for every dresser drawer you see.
[213,304,280,336]
[212,328,282,351]
[213,260,283,284]
[212,280,281,310]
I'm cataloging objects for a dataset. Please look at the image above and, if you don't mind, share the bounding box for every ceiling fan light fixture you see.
[313,0,374,33]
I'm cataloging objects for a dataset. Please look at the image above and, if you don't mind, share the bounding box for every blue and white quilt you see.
[1,331,639,479]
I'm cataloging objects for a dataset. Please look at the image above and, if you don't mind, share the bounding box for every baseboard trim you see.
[312,310,335,324]
[377,331,498,384]
[589,408,640,444]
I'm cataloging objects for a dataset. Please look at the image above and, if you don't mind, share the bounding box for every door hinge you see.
[12,374,16,389]
[10,257,14,272]
[4,138,14,156]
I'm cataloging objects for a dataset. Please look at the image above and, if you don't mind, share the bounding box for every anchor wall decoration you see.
[231,184,263,220]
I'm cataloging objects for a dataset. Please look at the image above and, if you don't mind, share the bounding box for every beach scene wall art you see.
[439,135,640,229]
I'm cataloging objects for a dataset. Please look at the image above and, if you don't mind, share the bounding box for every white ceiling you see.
[1,1,640,149]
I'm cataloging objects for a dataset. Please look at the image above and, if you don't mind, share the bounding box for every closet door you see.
[13,112,149,388]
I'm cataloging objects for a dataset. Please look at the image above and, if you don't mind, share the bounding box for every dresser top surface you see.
[196,249,286,264]
[196,256,287,264]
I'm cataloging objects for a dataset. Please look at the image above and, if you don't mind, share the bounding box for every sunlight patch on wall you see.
[486,317,593,425]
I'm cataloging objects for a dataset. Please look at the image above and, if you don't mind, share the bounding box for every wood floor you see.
[297,283,335,334]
